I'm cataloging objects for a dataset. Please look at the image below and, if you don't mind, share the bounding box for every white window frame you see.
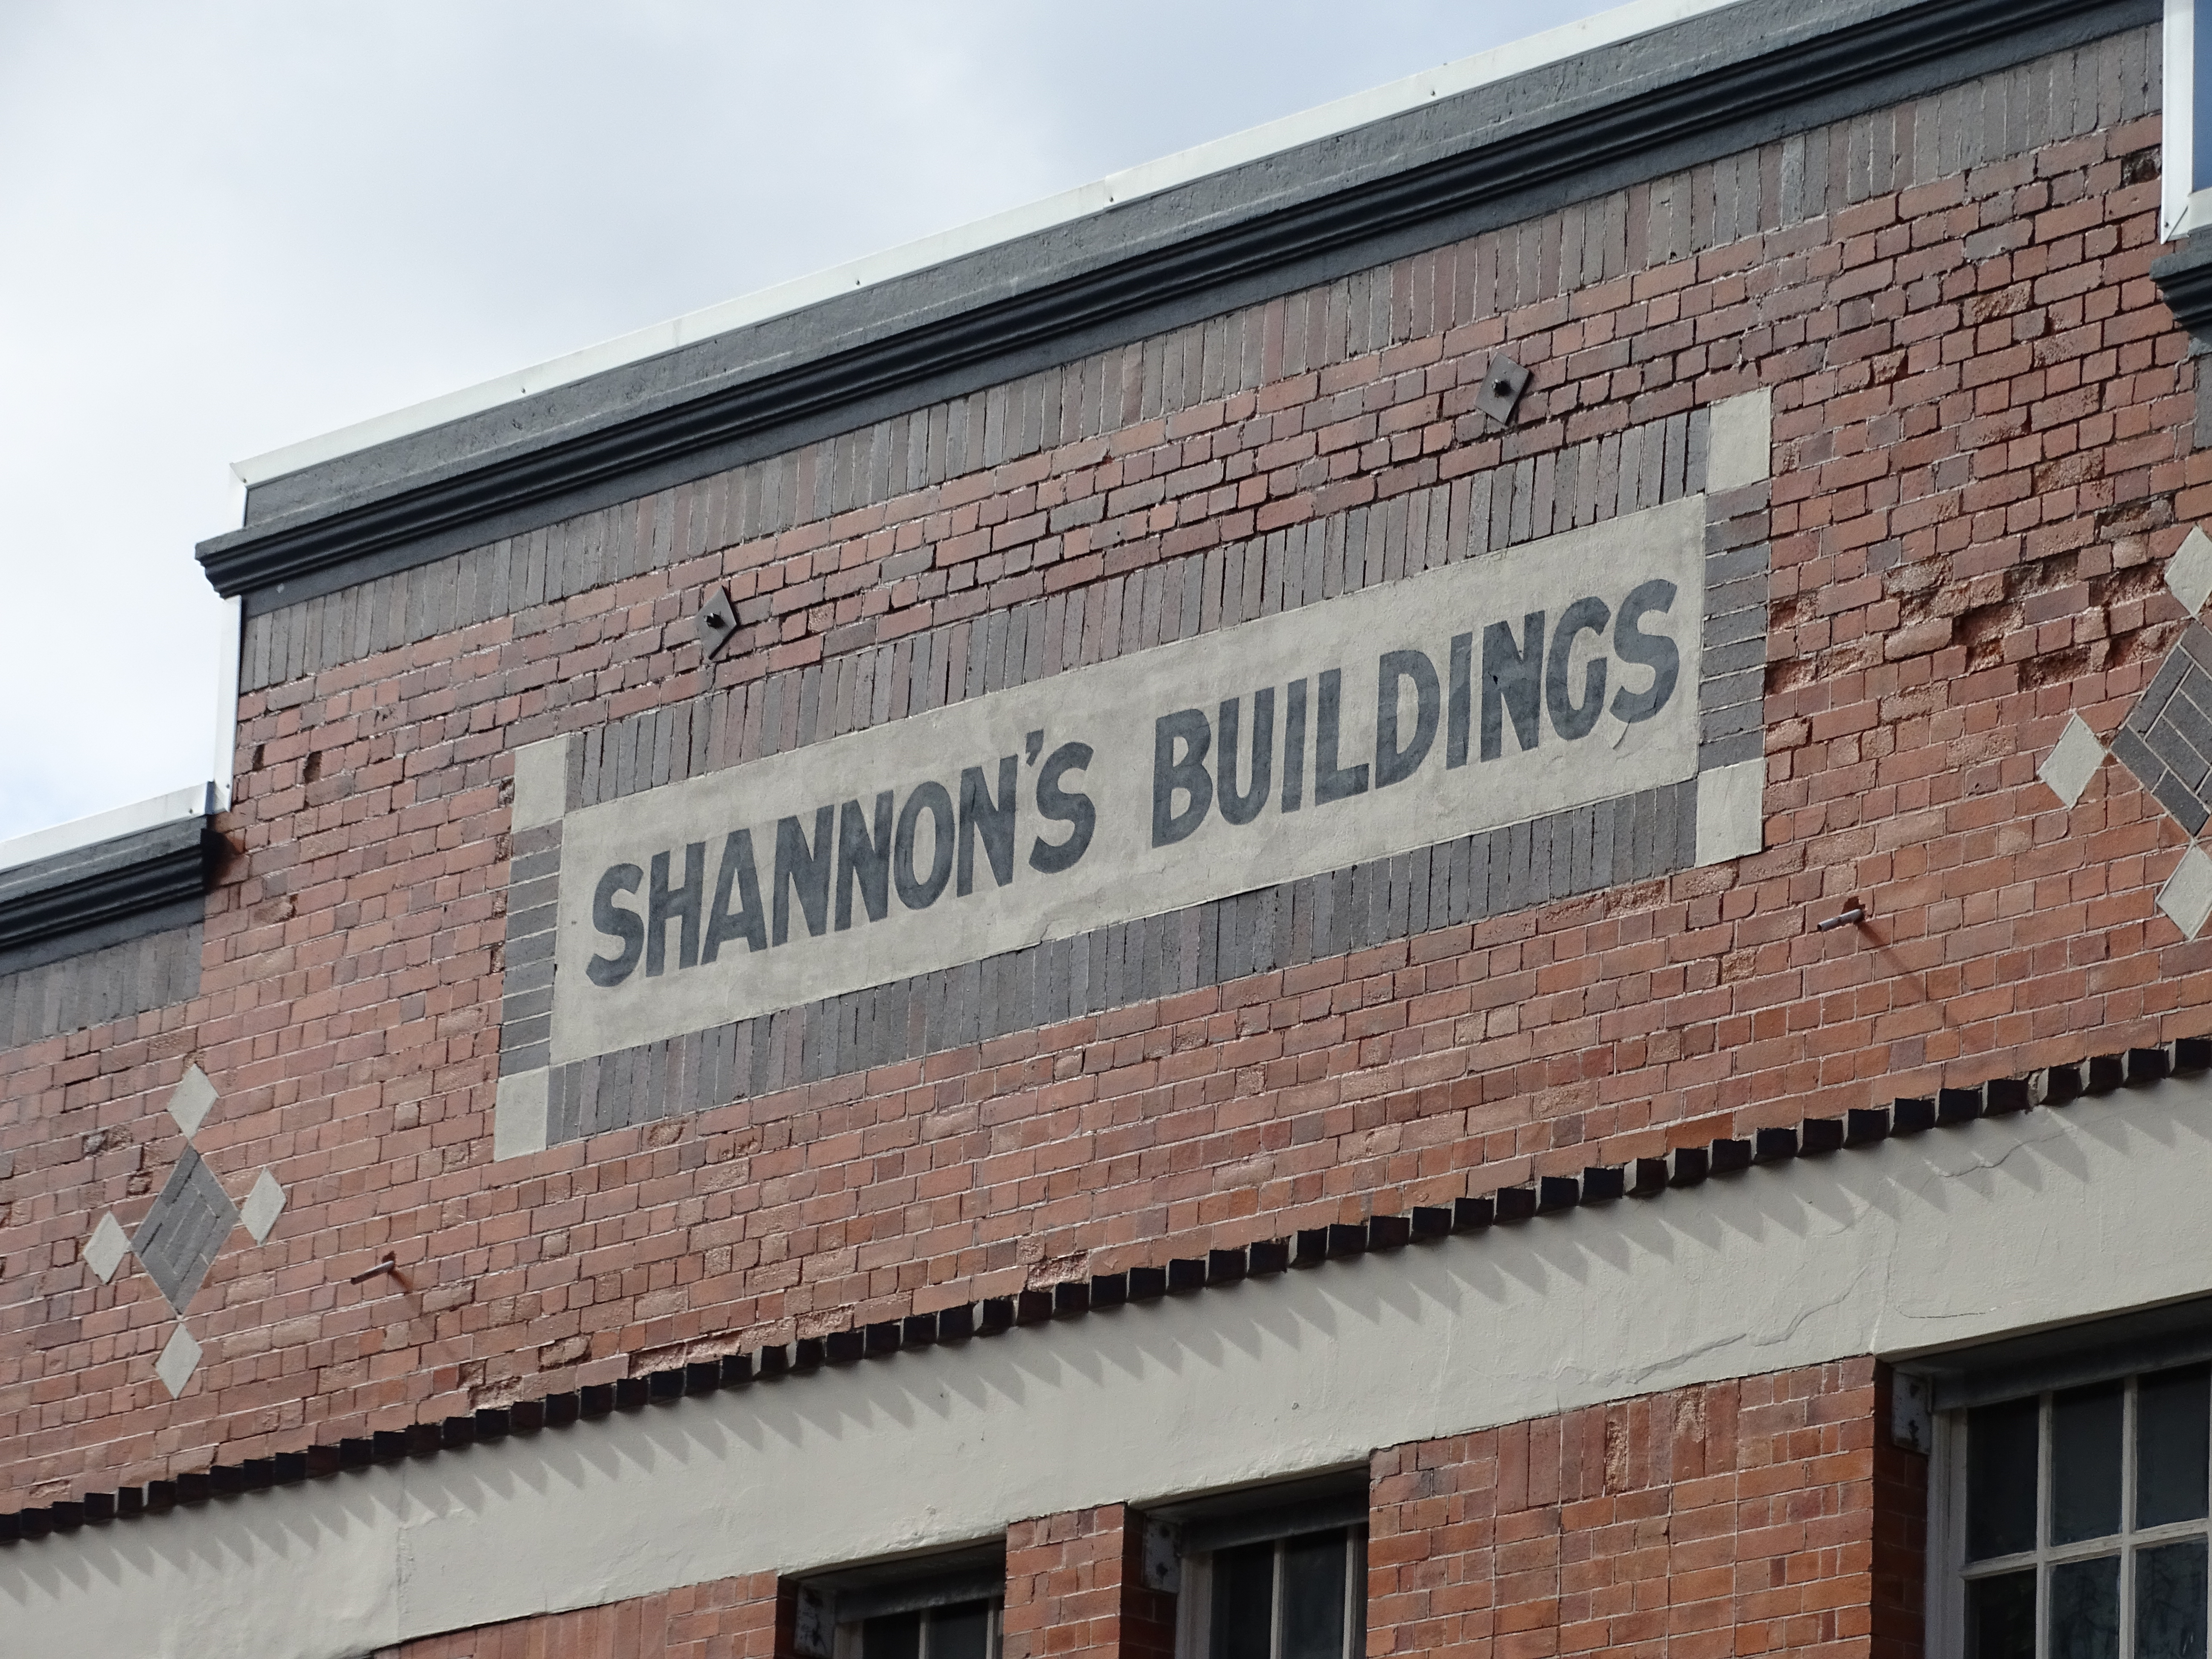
[1930,1371,2212,1659]
[2167,0,2212,239]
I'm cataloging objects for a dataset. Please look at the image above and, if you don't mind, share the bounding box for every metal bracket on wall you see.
[1891,1370,1933,1453]
[1475,354,1531,424]
[696,585,738,658]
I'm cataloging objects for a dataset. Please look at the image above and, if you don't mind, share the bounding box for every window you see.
[841,1597,999,1659]
[1194,1529,1365,1659]
[797,1544,1004,1659]
[2165,0,2212,238]
[1160,1474,1368,1659]
[1955,1365,2212,1659]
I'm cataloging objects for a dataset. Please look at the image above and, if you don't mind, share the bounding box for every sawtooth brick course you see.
[0,26,2195,1535]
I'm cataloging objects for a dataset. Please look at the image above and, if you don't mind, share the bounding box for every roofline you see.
[195,0,2158,613]
[227,0,1743,494]
[0,786,217,876]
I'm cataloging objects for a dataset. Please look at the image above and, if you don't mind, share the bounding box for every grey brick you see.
[2128,649,2193,731]
[132,1149,240,1314]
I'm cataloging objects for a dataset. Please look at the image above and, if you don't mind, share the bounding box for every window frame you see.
[1929,1360,2212,1659]
[1153,1473,1371,1659]
[797,1542,1007,1659]
[830,1596,1003,1659]
[1174,1527,1366,1659]
[2167,0,2210,239]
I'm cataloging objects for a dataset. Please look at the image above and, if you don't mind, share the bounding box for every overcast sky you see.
[0,0,1621,846]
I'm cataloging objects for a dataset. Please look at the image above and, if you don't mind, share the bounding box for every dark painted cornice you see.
[4,1037,2199,1544]
[197,0,2154,614]
[2154,232,2212,342]
[0,818,219,961]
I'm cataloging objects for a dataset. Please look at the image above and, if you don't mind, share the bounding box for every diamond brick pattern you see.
[2112,624,2212,836]
[131,1148,239,1314]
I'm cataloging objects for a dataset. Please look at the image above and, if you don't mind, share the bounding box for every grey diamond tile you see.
[2167,682,2212,767]
[2130,648,2193,728]
[2152,772,2212,837]
[2116,625,2212,835]
[131,1147,239,1313]
[155,1323,201,1398]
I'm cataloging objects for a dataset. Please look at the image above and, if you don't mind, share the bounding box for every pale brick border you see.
[500,405,1772,1143]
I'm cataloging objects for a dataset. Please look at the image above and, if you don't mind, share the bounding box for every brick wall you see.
[0,23,2188,1511]
[1366,1359,1922,1659]
[1004,1504,1176,1659]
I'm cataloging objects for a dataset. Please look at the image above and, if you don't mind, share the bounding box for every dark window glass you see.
[1279,1532,1346,1659]
[1970,1569,2038,1659]
[1211,1540,1275,1659]
[862,1610,922,1659]
[2055,1383,2126,1545]
[929,1601,994,1659]
[2051,1555,2121,1659]
[2198,10,2212,190]
[2139,1540,2211,1659]
[2140,1367,2212,1530]
[1971,1397,2043,1560]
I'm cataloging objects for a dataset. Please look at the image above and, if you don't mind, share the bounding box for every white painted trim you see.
[229,0,1749,497]
[492,1070,551,1161]
[1705,387,1773,492]
[0,784,213,873]
[1927,1409,1967,1659]
[509,736,570,833]
[1694,757,1766,864]
[210,595,242,814]
[2180,183,2212,241]
[12,1084,2212,1656]
[2168,0,2197,241]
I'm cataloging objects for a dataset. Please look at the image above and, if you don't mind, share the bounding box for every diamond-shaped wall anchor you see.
[2160,846,2212,939]
[167,1065,217,1140]
[85,1213,131,1283]
[1475,354,1531,424]
[2039,714,2107,808]
[696,585,738,658]
[2171,527,2212,618]
[240,1169,286,1244]
[155,1324,201,1398]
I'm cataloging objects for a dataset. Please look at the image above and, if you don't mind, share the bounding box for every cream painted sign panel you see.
[552,494,1707,1065]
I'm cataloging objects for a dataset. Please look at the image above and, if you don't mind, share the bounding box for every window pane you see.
[1971,1397,2043,1560]
[1969,1569,2037,1659]
[1210,1541,1275,1659]
[2199,8,2212,192]
[2139,1366,2212,1529]
[1348,1531,1367,1658]
[2051,1556,2120,1659]
[2055,1383,2125,1545]
[1279,1531,1348,1659]
[863,1611,922,1659]
[926,1601,995,1659]
[2138,1539,2210,1659]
